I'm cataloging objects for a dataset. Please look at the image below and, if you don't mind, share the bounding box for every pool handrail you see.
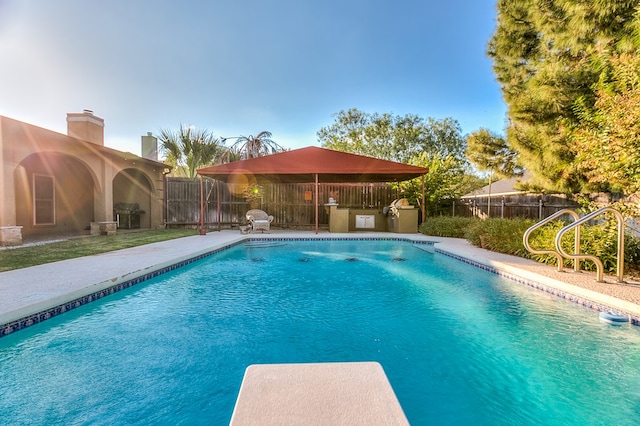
[523,208,581,273]
[554,207,625,283]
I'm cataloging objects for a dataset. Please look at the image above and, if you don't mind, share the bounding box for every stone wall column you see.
[0,226,23,246]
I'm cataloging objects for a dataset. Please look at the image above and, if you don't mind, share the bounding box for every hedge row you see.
[419,216,640,275]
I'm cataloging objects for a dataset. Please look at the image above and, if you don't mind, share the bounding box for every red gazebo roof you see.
[196,146,428,183]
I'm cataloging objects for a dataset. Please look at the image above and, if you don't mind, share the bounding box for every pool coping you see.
[1,231,639,337]
[434,245,640,325]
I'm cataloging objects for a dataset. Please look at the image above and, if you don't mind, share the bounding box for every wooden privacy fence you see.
[165,178,400,229]
[452,194,579,219]
[166,179,593,228]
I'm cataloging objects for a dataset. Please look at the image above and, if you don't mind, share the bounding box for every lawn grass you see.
[0,229,198,272]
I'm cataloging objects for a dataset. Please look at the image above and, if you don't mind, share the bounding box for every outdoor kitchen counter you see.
[327,205,418,233]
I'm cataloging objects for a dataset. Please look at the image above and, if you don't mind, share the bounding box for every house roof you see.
[196,146,428,183]
[461,171,532,198]
[0,115,168,169]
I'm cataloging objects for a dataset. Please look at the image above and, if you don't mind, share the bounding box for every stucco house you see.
[0,110,169,246]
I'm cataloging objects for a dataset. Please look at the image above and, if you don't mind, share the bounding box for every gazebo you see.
[196,146,429,233]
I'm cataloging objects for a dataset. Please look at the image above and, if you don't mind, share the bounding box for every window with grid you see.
[33,174,55,225]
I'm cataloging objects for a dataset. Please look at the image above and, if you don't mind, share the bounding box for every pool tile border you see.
[436,248,640,326]
[0,241,244,337]
[246,236,434,244]
[1,237,635,337]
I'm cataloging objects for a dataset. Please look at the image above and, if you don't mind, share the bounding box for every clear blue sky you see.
[0,0,505,156]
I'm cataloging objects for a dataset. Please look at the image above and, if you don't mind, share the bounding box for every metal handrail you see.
[523,209,581,272]
[555,207,625,282]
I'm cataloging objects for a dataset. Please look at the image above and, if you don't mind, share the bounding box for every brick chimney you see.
[141,132,158,160]
[66,109,104,145]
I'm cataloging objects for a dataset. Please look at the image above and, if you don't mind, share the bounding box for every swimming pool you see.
[1,239,640,425]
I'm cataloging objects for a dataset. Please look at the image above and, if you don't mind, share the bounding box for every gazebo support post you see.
[315,173,319,234]
[216,180,221,232]
[421,174,426,223]
[199,175,206,235]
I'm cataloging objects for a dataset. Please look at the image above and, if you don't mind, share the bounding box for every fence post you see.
[538,197,543,220]
[501,197,505,218]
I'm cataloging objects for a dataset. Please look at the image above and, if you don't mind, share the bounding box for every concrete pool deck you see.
[2,230,640,334]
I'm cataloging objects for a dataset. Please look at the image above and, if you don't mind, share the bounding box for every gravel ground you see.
[504,256,640,305]
[435,237,640,308]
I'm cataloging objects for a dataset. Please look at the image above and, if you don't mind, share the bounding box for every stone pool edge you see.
[435,244,640,325]
[0,235,249,337]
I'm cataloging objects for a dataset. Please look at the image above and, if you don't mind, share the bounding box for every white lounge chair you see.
[246,209,274,233]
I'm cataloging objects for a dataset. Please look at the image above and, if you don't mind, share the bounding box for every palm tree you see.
[157,125,225,177]
[224,131,286,160]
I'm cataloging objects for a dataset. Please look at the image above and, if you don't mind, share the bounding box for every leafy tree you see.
[317,108,478,219]
[157,125,225,178]
[488,0,639,192]
[392,153,477,219]
[224,131,286,160]
[317,109,467,163]
[316,108,375,157]
[569,49,640,194]
[466,128,521,179]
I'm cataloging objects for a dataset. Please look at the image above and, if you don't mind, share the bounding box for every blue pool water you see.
[2,239,640,425]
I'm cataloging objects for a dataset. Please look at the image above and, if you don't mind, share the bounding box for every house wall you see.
[15,153,95,237]
[0,114,168,244]
[113,169,153,229]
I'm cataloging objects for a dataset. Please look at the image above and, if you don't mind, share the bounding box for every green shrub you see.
[420,216,640,276]
[527,219,640,274]
[419,216,479,238]
[574,225,640,274]
[527,220,568,267]
[624,234,640,273]
[464,218,536,257]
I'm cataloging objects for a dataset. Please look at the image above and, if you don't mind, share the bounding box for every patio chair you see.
[246,209,274,233]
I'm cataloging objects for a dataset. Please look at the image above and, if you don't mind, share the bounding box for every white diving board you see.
[230,361,409,425]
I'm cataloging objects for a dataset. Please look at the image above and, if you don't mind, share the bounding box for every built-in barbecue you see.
[114,203,145,229]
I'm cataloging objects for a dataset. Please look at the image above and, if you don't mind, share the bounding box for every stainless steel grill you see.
[114,203,145,229]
